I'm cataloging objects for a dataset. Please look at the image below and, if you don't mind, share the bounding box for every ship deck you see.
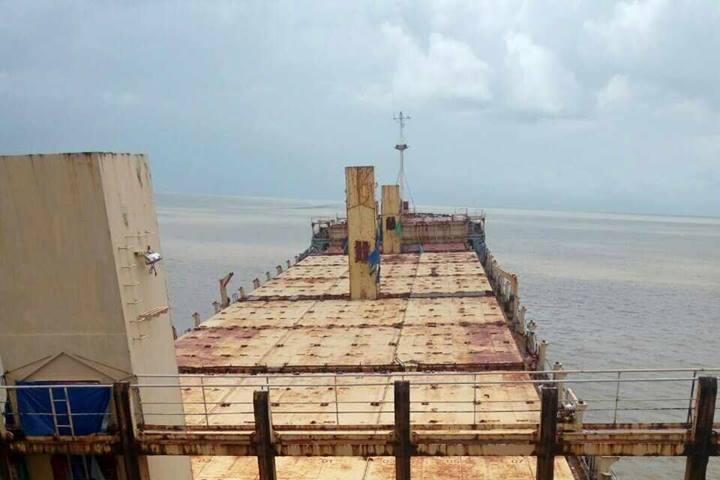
[192,456,575,479]
[176,252,519,373]
[175,250,576,479]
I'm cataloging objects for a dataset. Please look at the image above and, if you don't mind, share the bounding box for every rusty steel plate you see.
[191,456,575,480]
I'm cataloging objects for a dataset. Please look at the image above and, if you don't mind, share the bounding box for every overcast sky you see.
[1,1,718,216]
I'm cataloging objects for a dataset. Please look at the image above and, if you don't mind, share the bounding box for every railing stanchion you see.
[536,385,558,480]
[612,371,621,424]
[683,376,717,480]
[394,381,411,480]
[552,363,566,404]
[253,390,277,480]
[473,374,477,425]
[334,375,340,426]
[200,376,209,427]
[686,370,698,424]
[113,382,143,480]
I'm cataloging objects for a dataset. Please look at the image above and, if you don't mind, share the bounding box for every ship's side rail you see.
[130,368,720,429]
[2,371,718,462]
[1,375,718,480]
[2,369,718,433]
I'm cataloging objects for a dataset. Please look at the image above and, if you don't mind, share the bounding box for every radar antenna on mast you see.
[393,112,414,209]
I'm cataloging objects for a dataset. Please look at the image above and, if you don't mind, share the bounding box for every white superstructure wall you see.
[0,153,192,480]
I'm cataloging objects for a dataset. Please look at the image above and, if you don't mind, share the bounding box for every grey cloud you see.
[0,0,718,216]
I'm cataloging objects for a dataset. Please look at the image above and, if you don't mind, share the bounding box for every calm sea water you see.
[156,193,720,479]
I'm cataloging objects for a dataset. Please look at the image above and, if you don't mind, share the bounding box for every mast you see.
[393,111,410,201]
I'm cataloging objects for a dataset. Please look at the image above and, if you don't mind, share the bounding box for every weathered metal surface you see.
[418,252,478,264]
[190,456,576,480]
[316,212,479,253]
[405,242,468,253]
[176,251,518,374]
[381,185,402,255]
[684,376,717,479]
[176,373,540,428]
[114,382,144,479]
[346,166,379,300]
[253,390,277,480]
[7,434,119,455]
[8,424,718,458]
[537,386,559,479]
[276,264,349,280]
[170,247,564,478]
[394,381,412,480]
[213,252,493,302]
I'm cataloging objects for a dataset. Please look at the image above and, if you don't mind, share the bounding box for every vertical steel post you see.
[200,377,209,427]
[394,381,411,480]
[612,371,622,424]
[334,375,340,426]
[253,390,277,480]
[537,385,558,480]
[473,373,478,425]
[113,382,143,480]
[684,376,717,480]
[687,370,699,424]
[552,363,566,404]
[510,274,519,324]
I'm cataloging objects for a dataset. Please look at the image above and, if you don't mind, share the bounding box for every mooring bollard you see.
[537,340,548,372]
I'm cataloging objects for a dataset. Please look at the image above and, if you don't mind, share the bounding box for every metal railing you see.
[0,370,717,480]
[1,368,717,436]
[131,368,720,429]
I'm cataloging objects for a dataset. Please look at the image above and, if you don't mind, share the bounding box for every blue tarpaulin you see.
[16,381,111,436]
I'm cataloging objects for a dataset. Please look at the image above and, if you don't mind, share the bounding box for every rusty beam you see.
[7,435,118,455]
[254,390,277,480]
[684,376,717,480]
[537,385,558,480]
[394,381,411,480]
[5,422,719,458]
[140,420,699,433]
[177,359,524,375]
[113,382,143,480]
